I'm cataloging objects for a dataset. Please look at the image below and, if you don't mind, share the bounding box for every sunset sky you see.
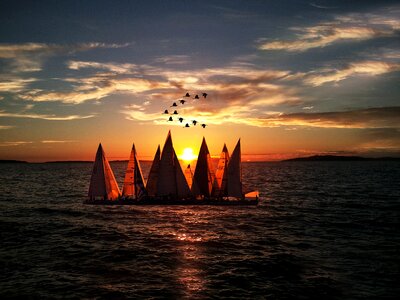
[0,0,399,162]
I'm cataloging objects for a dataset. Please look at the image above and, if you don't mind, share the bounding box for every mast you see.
[88,143,120,200]
[192,137,215,197]
[226,139,242,198]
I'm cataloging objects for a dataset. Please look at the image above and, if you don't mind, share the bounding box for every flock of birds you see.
[163,92,208,128]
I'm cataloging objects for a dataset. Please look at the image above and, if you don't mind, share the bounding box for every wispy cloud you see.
[0,78,37,92]
[258,8,399,52]
[0,42,131,73]
[304,60,400,86]
[0,111,95,120]
[41,140,76,143]
[259,107,400,128]
[0,141,33,147]
[0,125,14,130]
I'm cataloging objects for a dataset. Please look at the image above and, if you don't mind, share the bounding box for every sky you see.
[0,0,399,162]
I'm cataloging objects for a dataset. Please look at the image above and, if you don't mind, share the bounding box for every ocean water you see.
[0,161,399,299]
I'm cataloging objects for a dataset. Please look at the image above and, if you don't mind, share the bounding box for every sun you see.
[179,147,197,162]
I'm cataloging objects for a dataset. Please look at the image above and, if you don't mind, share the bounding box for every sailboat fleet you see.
[87,131,259,205]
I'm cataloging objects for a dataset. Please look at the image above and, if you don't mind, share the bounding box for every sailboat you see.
[212,143,229,197]
[156,131,192,199]
[122,143,147,200]
[88,143,120,201]
[192,137,215,198]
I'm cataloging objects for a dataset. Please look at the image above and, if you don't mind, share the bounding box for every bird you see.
[194,94,199,99]
[179,99,186,104]
[185,92,190,97]
[178,117,184,123]
[192,120,197,126]
[168,116,173,121]
[163,109,169,114]
[185,123,190,128]
[201,124,206,128]
[202,93,208,98]
[173,110,178,115]
[171,102,177,107]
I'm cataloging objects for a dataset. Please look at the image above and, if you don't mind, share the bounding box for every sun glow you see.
[180,147,197,162]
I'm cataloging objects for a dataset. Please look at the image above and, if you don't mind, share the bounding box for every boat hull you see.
[84,197,259,206]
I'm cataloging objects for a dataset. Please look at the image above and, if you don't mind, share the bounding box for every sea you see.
[0,161,399,299]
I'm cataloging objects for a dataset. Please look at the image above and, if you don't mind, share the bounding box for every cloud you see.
[0,111,95,120]
[258,9,399,52]
[154,55,191,65]
[304,61,400,86]
[0,141,33,147]
[41,140,76,143]
[0,78,37,92]
[259,107,400,128]
[0,125,14,130]
[0,42,130,73]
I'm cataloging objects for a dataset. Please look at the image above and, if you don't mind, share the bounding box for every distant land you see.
[283,155,400,162]
[0,160,28,163]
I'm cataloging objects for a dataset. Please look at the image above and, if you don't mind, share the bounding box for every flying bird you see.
[192,120,197,126]
[173,110,178,115]
[194,94,199,99]
[202,93,208,98]
[201,124,207,128]
[179,99,186,104]
[171,102,177,107]
[185,92,190,97]
[164,109,169,114]
[178,117,184,123]
[185,123,190,128]
[168,116,173,121]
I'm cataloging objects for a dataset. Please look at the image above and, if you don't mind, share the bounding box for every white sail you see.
[88,143,120,201]
[157,131,191,198]
[226,139,242,198]
[192,137,215,197]
[122,143,146,199]
[212,143,229,196]
[146,145,160,197]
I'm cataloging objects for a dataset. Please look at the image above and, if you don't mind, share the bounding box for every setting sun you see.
[179,147,197,162]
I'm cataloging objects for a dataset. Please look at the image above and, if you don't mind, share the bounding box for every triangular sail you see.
[88,143,120,201]
[157,131,191,198]
[212,144,230,196]
[122,143,146,199]
[226,139,242,198]
[184,164,194,189]
[192,137,215,197]
[146,145,160,196]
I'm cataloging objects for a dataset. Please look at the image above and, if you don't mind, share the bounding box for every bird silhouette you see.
[171,102,177,107]
[185,123,190,128]
[179,99,186,104]
[192,120,197,126]
[173,110,178,115]
[178,117,184,123]
[185,92,190,97]
[201,124,206,128]
[194,94,199,99]
[168,116,173,121]
[164,109,169,114]
[202,93,208,98]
